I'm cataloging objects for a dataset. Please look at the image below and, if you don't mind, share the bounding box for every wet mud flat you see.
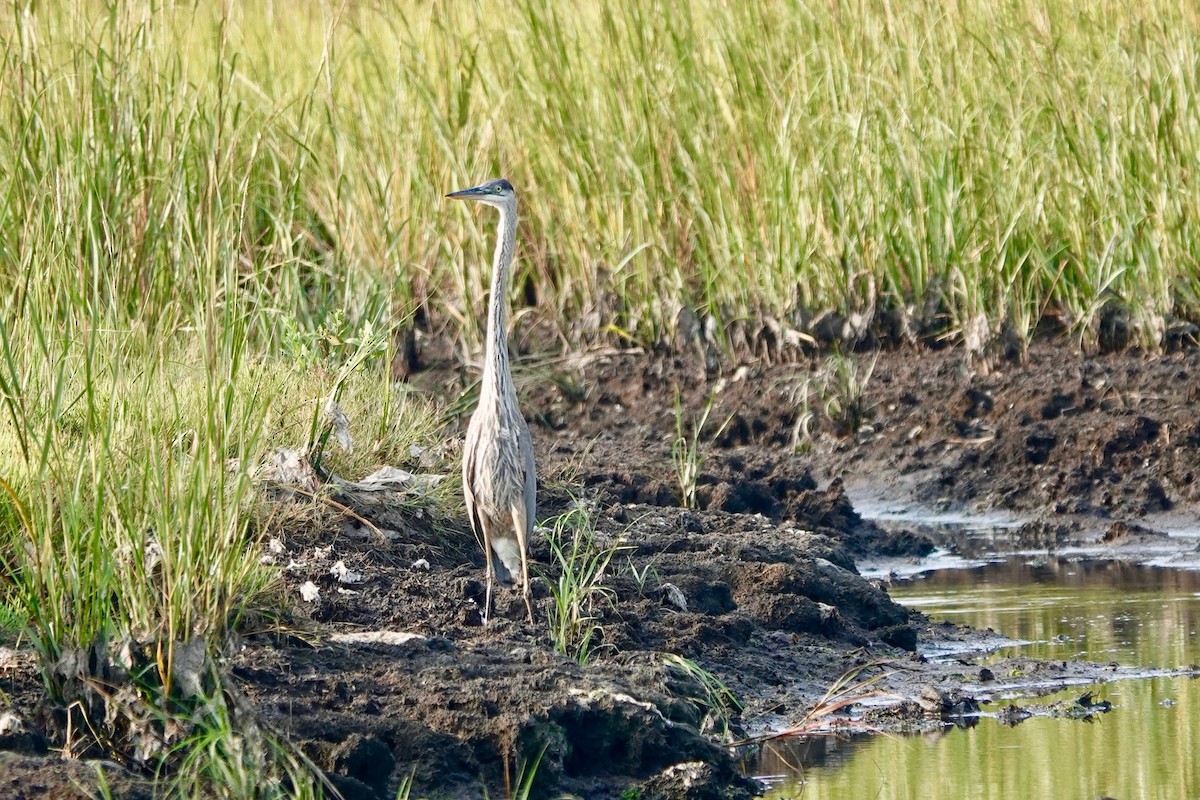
[4,342,1200,798]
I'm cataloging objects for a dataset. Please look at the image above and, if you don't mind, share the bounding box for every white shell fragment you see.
[299,581,321,603]
[337,466,446,493]
[329,631,426,646]
[0,711,24,735]
[660,582,688,612]
[330,560,363,584]
[256,448,319,493]
[411,558,430,571]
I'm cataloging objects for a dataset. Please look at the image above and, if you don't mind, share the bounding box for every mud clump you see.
[639,761,757,800]
[729,560,906,632]
[582,452,933,560]
[1023,428,1057,465]
[1101,520,1168,544]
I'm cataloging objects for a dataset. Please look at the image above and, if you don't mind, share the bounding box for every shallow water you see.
[755,557,1200,799]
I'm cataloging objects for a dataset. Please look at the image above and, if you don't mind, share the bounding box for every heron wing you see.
[462,420,486,550]
[520,420,537,536]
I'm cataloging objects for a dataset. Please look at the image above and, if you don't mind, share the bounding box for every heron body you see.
[448,178,536,624]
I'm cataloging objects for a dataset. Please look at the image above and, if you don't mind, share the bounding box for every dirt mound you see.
[235,638,751,800]
[574,444,932,558]
[228,488,916,798]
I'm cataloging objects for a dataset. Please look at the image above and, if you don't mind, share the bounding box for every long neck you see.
[481,202,517,402]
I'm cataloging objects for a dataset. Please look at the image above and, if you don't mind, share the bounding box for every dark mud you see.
[227,474,930,799]
[4,342,1200,798]
[529,342,1200,523]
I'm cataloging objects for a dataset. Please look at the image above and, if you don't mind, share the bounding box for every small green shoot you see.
[628,555,661,597]
[672,389,732,509]
[543,508,628,665]
[663,653,743,741]
[486,743,549,800]
[394,771,415,799]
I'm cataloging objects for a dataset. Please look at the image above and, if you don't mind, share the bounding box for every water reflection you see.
[754,558,1200,799]
[757,697,1198,800]
[900,559,1200,666]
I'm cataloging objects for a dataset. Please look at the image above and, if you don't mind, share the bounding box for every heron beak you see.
[446,184,487,200]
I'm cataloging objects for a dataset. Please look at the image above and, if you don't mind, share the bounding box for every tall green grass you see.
[0,5,443,787]
[318,0,1200,350]
[6,0,1196,357]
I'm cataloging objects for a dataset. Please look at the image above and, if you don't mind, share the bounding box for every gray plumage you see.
[448,178,536,624]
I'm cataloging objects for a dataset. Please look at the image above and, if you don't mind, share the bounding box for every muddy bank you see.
[527,342,1200,525]
[231,471,933,799]
[0,482,921,800]
[3,341,1200,798]
[1,469,932,798]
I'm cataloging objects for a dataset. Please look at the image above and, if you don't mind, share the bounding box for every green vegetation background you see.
[0,0,1197,795]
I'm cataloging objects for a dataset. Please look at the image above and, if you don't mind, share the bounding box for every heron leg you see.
[512,507,534,625]
[521,567,533,624]
[481,519,495,626]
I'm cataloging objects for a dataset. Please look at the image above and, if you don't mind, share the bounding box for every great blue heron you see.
[447,178,536,625]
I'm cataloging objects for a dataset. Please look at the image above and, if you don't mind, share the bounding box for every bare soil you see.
[534,342,1200,522]
[3,342,1200,799]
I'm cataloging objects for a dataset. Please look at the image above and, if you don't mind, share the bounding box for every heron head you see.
[446,178,515,208]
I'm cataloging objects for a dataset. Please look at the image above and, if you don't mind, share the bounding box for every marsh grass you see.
[542,506,627,664]
[782,352,880,445]
[0,313,442,788]
[0,23,443,774]
[1,0,1197,795]
[817,353,879,438]
[5,0,1195,358]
